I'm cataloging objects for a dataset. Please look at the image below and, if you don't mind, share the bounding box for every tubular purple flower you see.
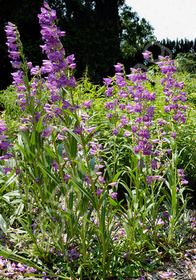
[109,192,118,199]
[41,129,52,138]
[84,175,91,186]
[3,167,13,174]
[142,50,151,60]
[134,146,140,154]
[124,131,131,137]
[75,126,82,135]
[171,132,177,138]
[105,87,114,97]
[103,78,112,86]
[114,63,123,72]
[96,189,103,196]
[147,176,154,184]
[0,154,14,160]
[64,174,70,182]
[112,128,118,135]
[81,100,92,109]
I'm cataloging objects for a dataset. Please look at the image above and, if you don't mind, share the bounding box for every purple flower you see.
[142,142,152,155]
[0,235,6,240]
[75,126,82,135]
[87,126,97,134]
[142,50,151,60]
[81,100,92,109]
[114,62,123,72]
[147,176,154,184]
[109,182,118,186]
[98,176,105,184]
[131,126,138,133]
[105,87,114,97]
[0,142,12,150]
[124,131,131,137]
[52,160,59,171]
[134,146,140,154]
[106,113,113,119]
[134,103,142,113]
[151,161,157,169]
[3,167,12,174]
[41,129,52,138]
[112,128,118,135]
[64,174,70,182]
[159,272,173,279]
[17,263,27,272]
[145,257,153,264]
[96,189,103,196]
[15,168,20,175]
[109,192,118,199]
[171,132,177,138]
[0,154,14,160]
[103,78,112,86]
[181,179,188,185]
[29,267,37,273]
[5,22,20,62]
[162,212,169,219]
[84,175,91,186]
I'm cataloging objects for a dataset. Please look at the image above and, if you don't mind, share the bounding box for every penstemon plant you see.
[0,2,192,279]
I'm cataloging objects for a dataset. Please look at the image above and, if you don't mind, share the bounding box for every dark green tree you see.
[119,4,155,69]
[0,0,156,89]
[48,0,125,83]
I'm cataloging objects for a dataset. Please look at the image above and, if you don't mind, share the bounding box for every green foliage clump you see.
[0,5,196,280]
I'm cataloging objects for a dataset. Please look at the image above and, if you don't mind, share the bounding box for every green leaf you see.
[36,115,45,133]
[84,125,100,145]
[70,135,78,159]
[90,158,96,171]
[0,214,7,234]
[71,178,96,208]
[30,131,36,146]
[61,126,82,145]
[43,145,56,159]
[101,192,107,233]
[38,164,61,186]
[3,174,18,190]
[57,143,64,157]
